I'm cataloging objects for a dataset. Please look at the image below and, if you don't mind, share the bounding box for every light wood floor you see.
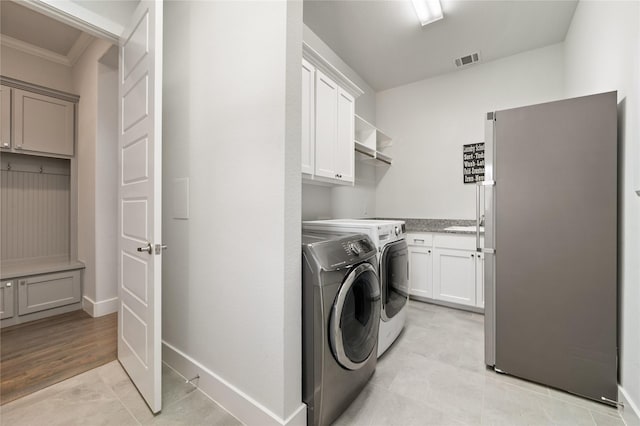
[0,310,117,405]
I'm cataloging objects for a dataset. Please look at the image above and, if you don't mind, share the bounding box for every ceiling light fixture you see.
[411,0,444,26]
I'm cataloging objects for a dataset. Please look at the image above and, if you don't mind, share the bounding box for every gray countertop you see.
[376,218,480,234]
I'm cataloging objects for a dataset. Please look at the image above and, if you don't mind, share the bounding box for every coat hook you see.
[40,165,44,173]
[6,162,11,171]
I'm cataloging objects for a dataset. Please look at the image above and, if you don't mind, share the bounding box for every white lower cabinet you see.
[407,232,484,311]
[433,248,476,307]
[408,245,433,299]
[476,253,485,308]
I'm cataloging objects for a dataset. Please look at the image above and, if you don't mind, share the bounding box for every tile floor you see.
[0,361,241,425]
[0,301,626,425]
[334,301,624,426]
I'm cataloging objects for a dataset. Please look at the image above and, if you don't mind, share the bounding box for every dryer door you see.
[380,239,409,321]
[329,263,381,370]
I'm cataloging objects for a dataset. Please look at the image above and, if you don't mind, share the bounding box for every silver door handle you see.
[154,244,168,254]
[476,182,482,252]
[137,243,152,254]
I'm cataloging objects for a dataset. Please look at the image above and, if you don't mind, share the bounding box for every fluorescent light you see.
[411,0,444,26]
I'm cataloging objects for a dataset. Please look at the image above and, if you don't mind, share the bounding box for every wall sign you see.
[463,142,485,184]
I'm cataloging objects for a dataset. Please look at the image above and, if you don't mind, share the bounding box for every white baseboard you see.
[82,296,118,317]
[619,385,640,426]
[162,341,306,426]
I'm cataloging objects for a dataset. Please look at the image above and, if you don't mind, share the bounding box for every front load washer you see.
[302,232,380,426]
[303,219,409,357]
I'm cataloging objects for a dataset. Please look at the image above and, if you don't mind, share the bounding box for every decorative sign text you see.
[463,143,485,184]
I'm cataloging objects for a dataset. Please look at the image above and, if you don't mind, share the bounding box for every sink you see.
[444,226,485,232]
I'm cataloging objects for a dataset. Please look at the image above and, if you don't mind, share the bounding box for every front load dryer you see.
[303,219,409,357]
[302,232,380,426]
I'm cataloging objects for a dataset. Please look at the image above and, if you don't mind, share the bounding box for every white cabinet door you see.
[408,245,433,299]
[0,85,11,150]
[13,89,74,156]
[314,69,337,179]
[433,248,476,306]
[335,87,354,183]
[476,253,485,308]
[301,59,315,176]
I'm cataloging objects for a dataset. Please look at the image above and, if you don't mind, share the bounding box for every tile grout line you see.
[99,363,143,426]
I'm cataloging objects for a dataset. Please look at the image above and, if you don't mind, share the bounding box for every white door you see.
[118,0,163,413]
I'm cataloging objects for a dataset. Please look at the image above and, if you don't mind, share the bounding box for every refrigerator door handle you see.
[476,182,481,251]
[476,180,496,253]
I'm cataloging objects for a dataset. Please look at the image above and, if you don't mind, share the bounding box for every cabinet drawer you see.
[1,280,15,319]
[406,233,433,246]
[18,270,81,315]
[434,233,483,250]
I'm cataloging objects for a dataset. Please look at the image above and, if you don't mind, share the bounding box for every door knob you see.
[154,244,168,254]
[137,243,153,254]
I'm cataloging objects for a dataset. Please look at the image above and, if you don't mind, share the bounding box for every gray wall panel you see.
[1,155,70,262]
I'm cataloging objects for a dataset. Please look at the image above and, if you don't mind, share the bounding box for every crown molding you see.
[0,34,71,66]
[302,41,364,99]
[67,32,94,66]
[19,0,120,44]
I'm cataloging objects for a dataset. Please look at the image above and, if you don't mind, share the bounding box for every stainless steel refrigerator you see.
[481,91,618,405]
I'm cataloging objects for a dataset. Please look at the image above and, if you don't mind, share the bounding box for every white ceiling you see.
[303,0,578,91]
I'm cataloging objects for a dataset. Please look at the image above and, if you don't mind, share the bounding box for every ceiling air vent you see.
[454,52,480,68]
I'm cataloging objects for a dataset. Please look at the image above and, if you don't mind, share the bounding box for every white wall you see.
[94,53,118,307]
[162,1,304,424]
[72,38,118,316]
[0,45,73,92]
[563,1,640,419]
[375,43,565,219]
[303,25,376,124]
[302,24,379,220]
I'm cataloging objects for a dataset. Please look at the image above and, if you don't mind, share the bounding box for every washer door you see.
[380,240,409,321]
[329,263,381,370]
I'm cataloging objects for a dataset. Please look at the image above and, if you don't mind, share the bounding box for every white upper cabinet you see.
[13,88,75,157]
[335,88,355,183]
[314,69,338,180]
[301,42,363,186]
[301,59,315,176]
[0,85,11,150]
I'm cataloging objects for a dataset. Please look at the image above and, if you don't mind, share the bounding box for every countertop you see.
[377,218,481,234]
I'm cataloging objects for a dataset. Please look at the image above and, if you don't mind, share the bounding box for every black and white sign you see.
[463,142,485,184]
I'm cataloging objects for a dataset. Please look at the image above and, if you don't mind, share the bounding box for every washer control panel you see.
[342,238,373,257]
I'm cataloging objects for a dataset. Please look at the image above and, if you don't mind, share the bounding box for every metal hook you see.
[6,162,11,171]
[39,165,44,173]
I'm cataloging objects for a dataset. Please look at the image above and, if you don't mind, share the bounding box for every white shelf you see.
[354,114,393,166]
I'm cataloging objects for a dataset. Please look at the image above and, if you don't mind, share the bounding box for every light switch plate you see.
[173,177,189,219]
